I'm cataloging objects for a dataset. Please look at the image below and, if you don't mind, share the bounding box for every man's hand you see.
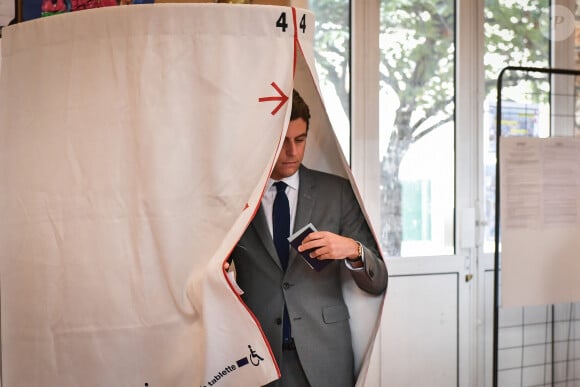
[298,231,360,262]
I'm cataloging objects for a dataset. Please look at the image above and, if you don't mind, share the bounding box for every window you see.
[378,1,455,257]
[310,0,351,158]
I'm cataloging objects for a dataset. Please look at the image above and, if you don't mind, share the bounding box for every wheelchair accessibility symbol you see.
[248,345,264,366]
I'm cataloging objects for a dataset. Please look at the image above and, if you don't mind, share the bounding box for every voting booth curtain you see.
[0,4,385,386]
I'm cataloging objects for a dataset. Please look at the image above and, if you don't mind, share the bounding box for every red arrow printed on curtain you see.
[259,82,289,116]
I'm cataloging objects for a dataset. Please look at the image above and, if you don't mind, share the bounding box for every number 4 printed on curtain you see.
[275,11,307,34]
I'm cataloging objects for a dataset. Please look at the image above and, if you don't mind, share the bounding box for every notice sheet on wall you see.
[500,136,580,307]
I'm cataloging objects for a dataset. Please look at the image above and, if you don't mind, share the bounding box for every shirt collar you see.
[268,170,299,191]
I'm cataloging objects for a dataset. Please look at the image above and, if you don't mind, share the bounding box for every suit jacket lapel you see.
[288,166,316,270]
[252,205,283,270]
[252,166,316,272]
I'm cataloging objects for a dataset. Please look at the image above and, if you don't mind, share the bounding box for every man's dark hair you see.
[291,89,311,130]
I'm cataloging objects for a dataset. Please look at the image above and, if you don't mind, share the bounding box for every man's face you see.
[271,118,307,180]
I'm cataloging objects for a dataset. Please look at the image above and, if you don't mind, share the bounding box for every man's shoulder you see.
[300,165,349,185]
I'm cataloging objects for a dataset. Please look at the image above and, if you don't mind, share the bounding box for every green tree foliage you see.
[484,0,549,90]
[311,0,350,115]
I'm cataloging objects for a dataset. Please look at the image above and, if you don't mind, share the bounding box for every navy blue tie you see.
[273,181,290,271]
[272,181,292,345]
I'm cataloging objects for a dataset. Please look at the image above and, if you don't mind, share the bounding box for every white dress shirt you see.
[261,171,300,238]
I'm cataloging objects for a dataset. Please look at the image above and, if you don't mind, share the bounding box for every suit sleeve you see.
[339,179,388,295]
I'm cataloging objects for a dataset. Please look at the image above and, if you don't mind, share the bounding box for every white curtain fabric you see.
[0,4,385,386]
[0,0,14,28]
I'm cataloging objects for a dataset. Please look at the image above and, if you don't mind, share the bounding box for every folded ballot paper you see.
[287,223,331,272]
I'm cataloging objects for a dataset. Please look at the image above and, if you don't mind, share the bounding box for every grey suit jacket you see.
[231,165,388,387]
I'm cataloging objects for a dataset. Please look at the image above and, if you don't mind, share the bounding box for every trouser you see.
[280,343,310,387]
[264,340,310,387]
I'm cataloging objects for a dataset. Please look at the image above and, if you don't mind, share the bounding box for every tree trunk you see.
[381,159,403,256]
[380,135,407,256]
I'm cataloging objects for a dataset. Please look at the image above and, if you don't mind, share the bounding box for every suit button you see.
[275,318,282,325]
[283,282,291,290]
[369,269,374,278]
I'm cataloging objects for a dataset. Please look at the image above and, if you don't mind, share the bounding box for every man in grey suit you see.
[230,90,388,387]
